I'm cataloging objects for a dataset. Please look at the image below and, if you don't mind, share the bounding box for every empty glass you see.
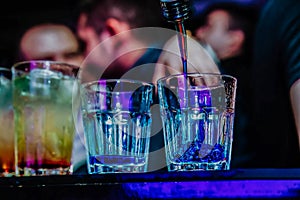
[80,79,154,173]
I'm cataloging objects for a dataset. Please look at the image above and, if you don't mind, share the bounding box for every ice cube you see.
[176,140,202,162]
[29,69,62,97]
[30,68,62,87]
[0,75,11,87]
[0,76,12,107]
[201,143,224,162]
[56,78,77,103]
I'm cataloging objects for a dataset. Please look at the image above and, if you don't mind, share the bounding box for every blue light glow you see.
[124,180,300,198]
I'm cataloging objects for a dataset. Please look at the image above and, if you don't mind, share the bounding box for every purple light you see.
[124,180,300,198]
[191,0,268,18]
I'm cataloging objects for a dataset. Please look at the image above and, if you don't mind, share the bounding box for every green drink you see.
[12,61,79,176]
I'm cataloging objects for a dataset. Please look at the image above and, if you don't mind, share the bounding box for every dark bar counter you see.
[1,169,300,199]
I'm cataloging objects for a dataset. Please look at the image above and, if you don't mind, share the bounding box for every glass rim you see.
[11,60,80,71]
[0,67,12,79]
[156,72,237,84]
[11,60,80,78]
[0,67,11,72]
[82,78,154,93]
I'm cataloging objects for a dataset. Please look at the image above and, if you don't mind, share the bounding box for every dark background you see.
[0,0,267,68]
[0,0,81,67]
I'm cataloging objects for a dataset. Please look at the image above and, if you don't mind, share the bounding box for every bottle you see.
[159,0,190,22]
[159,0,191,75]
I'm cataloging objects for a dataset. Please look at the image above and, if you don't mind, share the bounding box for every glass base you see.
[88,155,148,174]
[88,164,148,174]
[167,160,229,171]
[0,171,15,177]
[16,167,72,176]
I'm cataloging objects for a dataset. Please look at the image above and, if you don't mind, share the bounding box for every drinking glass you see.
[157,73,237,171]
[80,79,154,173]
[12,60,79,176]
[0,68,14,177]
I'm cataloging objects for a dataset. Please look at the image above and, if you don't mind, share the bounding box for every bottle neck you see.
[160,0,190,22]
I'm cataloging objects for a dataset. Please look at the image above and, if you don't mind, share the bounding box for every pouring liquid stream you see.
[174,20,188,108]
[159,0,190,111]
[159,0,190,74]
[175,20,188,75]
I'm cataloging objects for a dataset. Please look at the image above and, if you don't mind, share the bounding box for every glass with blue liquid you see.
[157,73,237,171]
[80,79,154,173]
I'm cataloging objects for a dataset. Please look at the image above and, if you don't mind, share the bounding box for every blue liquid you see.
[89,155,147,173]
[160,85,233,170]
[176,143,225,163]
[90,155,146,165]
[175,21,188,75]
[82,110,151,173]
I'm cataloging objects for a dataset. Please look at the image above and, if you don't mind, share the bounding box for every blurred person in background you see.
[189,1,261,168]
[248,0,300,168]
[17,23,84,66]
[76,0,167,82]
[0,0,82,68]
[77,0,219,83]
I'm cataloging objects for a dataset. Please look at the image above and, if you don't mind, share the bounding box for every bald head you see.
[20,24,83,66]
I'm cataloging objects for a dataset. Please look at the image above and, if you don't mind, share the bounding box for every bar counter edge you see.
[1,168,300,199]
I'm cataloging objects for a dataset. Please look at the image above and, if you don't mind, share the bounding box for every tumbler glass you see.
[0,68,14,177]
[12,60,79,176]
[157,73,237,171]
[80,79,154,173]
